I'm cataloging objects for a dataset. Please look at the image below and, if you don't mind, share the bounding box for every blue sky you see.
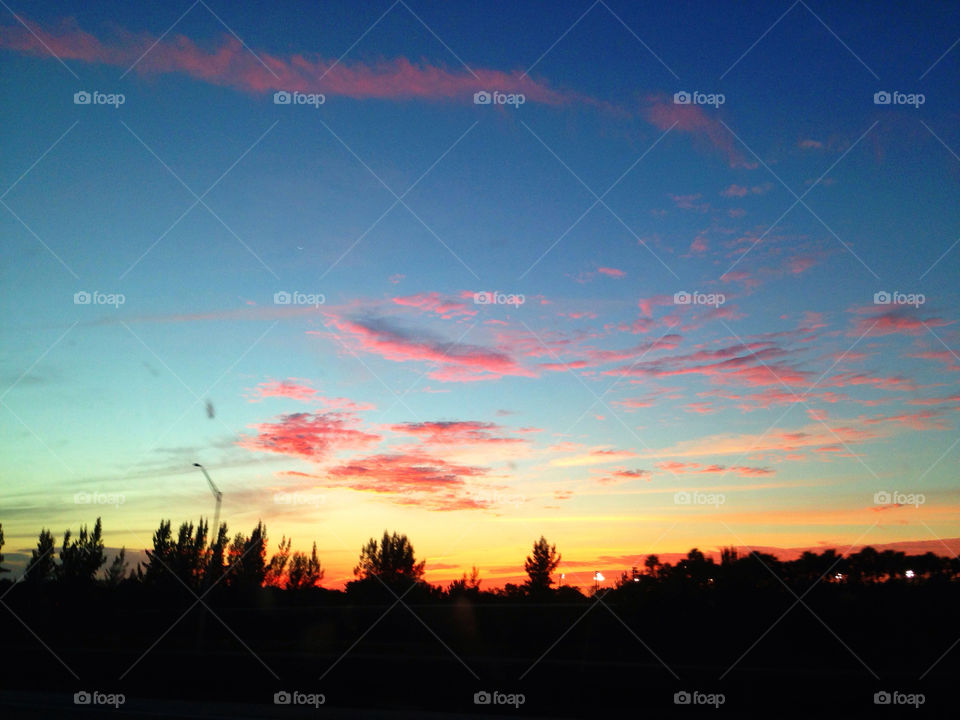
[2,0,959,586]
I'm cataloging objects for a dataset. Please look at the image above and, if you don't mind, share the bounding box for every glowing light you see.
[905,569,915,579]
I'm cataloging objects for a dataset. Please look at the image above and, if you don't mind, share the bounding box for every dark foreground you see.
[1,580,955,716]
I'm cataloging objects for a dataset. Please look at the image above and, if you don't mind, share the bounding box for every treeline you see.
[1,519,957,599]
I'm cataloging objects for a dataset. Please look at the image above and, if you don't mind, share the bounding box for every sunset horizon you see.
[2,2,959,715]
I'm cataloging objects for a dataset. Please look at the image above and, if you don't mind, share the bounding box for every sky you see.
[1,0,959,589]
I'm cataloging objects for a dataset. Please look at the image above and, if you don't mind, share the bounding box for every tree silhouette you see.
[0,523,7,575]
[205,522,229,586]
[644,554,661,577]
[25,528,56,583]
[171,519,209,590]
[226,521,267,589]
[104,548,128,587]
[265,536,291,587]
[287,542,324,590]
[144,520,175,585]
[58,517,106,584]
[354,530,425,584]
[448,565,481,595]
[524,536,561,592]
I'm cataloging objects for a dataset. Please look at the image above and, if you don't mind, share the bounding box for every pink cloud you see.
[238,411,381,461]
[908,350,960,371]
[613,388,680,410]
[0,19,577,105]
[907,393,960,406]
[319,317,535,382]
[786,254,818,274]
[604,340,811,388]
[721,184,749,198]
[720,270,762,290]
[636,294,675,318]
[849,308,952,337]
[551,447,639,467]
[326,452,490,511]
[561,311,599,320]
[821,371,916,392]
[654,460,772,476]
[248,379,375,411]
[392,292,476,319]
[644,98,755,168]
[389,420,527,445]
[861,409,950,431]
[688,234,709,254]
[597,468,651,485]
[597,266,626,278]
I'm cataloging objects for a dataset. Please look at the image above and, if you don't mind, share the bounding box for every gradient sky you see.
[2,0,959,588]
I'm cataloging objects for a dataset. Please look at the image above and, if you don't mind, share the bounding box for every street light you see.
[193,463,223,535]
[594,571,604,593]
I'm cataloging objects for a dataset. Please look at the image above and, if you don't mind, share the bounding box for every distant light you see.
[834,573,844,581]
[633,577,640,582]
[594,572,605,582]
[905,569,915,579]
